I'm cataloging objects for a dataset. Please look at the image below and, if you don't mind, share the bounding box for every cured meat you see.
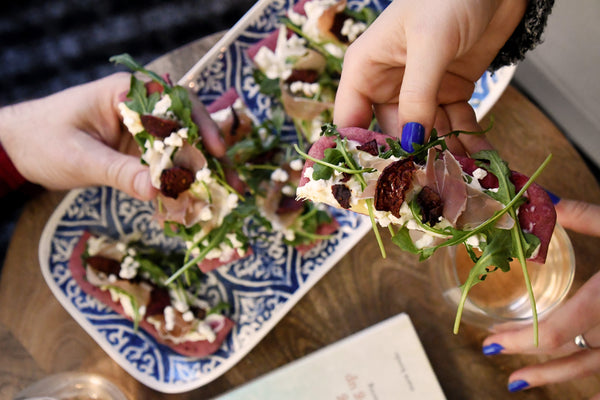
[456,155,555,262]
[298,127,555,263]
[510,172,556,263]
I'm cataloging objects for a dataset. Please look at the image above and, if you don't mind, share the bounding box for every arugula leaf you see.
[343,7,378,25]
[124,74,161,115]
[453,229,513,333]
[110,53,168,87]
[253,69,282,98]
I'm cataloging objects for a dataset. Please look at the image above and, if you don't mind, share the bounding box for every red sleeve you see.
[0,142,27,197]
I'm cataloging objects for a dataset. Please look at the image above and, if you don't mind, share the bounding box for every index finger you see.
[189,91,226,158]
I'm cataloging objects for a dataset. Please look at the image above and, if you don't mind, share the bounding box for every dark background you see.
[0,0,256,106]
[0,0,256,264]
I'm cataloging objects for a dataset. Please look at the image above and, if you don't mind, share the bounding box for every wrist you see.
[489,0,555,70]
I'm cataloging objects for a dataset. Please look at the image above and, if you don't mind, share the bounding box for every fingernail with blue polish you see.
[508,380,530,392]
[545,189,561,205]
[482,343,504,356]
[401,122,425,152]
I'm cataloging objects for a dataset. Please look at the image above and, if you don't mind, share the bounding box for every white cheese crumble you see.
[152,94,172,116]
[472,168,488,181]
[164,132,184,147]
[290,159,304,171]
[341,18,366,42]
[254,27,308,80]
[119,255,139,280]
[289,81,320,97]
[302,0,340,41]
[282,185,295,197]
[118,103,144,135]
[323,43,345,58]
[164,306,175,332]
[271,168,289,183]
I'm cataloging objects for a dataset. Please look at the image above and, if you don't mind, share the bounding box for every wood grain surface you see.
[1,33,599,400]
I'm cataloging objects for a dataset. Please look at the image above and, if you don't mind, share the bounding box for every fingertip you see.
[507,379,530,393]
[201,124,227,158]
[482,342,505,356]
[401,122,425,152]
[333,80,374,129]
[133,169,159,201]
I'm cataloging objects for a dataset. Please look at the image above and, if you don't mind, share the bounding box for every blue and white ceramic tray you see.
[40,0,515,394]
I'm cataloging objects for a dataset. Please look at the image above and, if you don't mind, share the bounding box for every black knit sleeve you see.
[488,0,555,71]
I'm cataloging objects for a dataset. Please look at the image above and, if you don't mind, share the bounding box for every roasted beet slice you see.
[357,139,379,156]
[417,186,444,226]
[85,255,121,276]
[332,184,352,209]
[160,166,195,199]
[277,195,305,215]
[285,69,320,84]
[374,157,416,218]
[330,12,349,43]
[145,286,171,317]
[140,115,181,138]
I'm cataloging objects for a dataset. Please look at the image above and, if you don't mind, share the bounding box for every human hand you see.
[334,0,526,154]
[482,199,600,394]
[0,73,223,201]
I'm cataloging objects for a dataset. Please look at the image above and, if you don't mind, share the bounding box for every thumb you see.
[85,139,158,201]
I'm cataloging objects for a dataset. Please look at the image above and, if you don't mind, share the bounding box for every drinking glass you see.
[431,224,575,331]
[14,372,128,400]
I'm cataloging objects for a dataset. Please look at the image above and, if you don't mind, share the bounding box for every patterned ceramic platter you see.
[40,0,515,394]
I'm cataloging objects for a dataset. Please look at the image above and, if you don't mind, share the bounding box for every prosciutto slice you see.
[298,127,555,262]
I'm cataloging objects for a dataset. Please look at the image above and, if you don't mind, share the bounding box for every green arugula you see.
[293,124,385,258]
[164,198,259,285]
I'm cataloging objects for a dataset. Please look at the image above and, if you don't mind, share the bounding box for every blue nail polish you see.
[482,343,504,356]
[545,189,561,205]
[401,122,425,152]
[508,380,530,392]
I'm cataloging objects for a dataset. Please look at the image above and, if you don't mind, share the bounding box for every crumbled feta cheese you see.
[164,306,175,331]
[472,168,488,181]
[118,103,144,135]
[182,311,195,322]
[225,193,239,210]
[271,168,289,183]
[290,159,304,171]
[153,140,165,153]
[302,0,340,41]
[283,229,296,241]
[341,18,366,42]
[119,255,139,280]
[177,127,189,139]
[169,288,189,314]
[164,132,183,147]
[323,43,344,58]
[254,27,307,80]
[282,185,295,197]
[465,234,484,249]
[196,321,216,343]
[152,94,172,116]
[288,7,307,26]
[195,166,213,184]
[198,206,213,221]
[258,127,268,140]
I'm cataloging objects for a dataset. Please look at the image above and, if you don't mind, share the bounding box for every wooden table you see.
[2,33,600,400]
